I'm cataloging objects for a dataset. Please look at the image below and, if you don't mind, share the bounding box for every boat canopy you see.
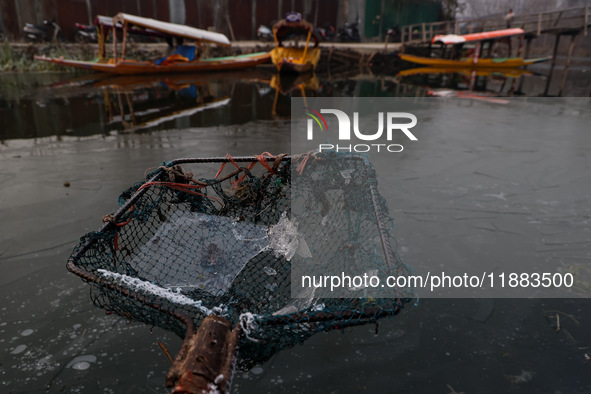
[111,13,231,46]
[273,19,320,47]
[94,14,167,38]
[432,28,525,45]
[94,15,114,27]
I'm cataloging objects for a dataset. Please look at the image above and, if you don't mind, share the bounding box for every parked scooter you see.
[385,25,401,42]
[257,24,273,41]
[23,19,65,42]
[338,20,360,42]
[74,22,97,43]
[315,23,335,41]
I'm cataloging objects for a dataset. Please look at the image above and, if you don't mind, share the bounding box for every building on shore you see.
[0,0,443,42]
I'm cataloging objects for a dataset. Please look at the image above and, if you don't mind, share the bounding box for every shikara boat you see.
[396,66,533,78]
[35,13,270,74]
[399,28,551,69]
[270,12,321,73]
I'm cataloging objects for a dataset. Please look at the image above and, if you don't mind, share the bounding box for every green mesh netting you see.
[68,152,411,368]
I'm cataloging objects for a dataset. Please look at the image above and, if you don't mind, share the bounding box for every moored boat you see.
[399,28,551,69]
[35,13,270,74]
[270,12,321,74]
[396,66,534,78]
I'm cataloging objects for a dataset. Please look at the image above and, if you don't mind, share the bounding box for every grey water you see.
[1,68,591,393]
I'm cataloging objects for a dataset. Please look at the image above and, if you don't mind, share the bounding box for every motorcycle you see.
[314,23,335,41]
[74,22,98,43]
[385,26,401,42]
[338,20,360,42]
[257,24,273,41]
[23,19,65,42]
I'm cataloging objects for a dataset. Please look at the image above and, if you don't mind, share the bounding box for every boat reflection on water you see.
[268,72,319,118]
[394,65,542,102]
[10,70,273,140]
[94,73,234,132]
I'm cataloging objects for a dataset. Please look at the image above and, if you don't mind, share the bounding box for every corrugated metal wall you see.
[0,0,341,41]
[364,0,442,38]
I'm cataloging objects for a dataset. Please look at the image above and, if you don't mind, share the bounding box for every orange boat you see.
[400,28,551,69]
[35,13,270,74]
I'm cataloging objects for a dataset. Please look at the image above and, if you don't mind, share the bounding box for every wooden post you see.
[517,37,532,93]
[558,34,577,96]
[537,13,542,36]
[517,34,524,57]
[314,0,319,29]
[112,26,117,62]
[379,0,385,41]
[553,11,563,27]
[278,0,282,21]
[84,0,92,25]
[469,70,476,92]
[121,22,128,60]
[272,88,279,117]
[544,33,561,96]
[584,6,588,36]
[473,41,480,65]
[422,22,426,42]
[251,0,257,40]
[98,23,106,60]
[125,93,136,125]
[225,14,235,41]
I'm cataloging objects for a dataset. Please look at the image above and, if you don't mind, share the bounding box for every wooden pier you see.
[399,6,589,46]
[395,6,591,97]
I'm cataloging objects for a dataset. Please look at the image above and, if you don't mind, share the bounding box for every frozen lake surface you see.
[1,71,590,393]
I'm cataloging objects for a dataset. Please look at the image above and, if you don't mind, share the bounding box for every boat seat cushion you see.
[154,45,196,65]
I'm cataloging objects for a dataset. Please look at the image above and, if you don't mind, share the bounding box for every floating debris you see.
[66,355,97,371]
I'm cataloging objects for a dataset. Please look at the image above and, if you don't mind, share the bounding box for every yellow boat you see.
[396,66,534,78]
[399,53,551,68]
[400,28,551,69]
[270,12,321,74]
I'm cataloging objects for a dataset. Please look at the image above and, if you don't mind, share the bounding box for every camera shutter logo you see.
[304,107,418,152]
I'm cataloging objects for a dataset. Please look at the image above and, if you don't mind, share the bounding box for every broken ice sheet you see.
[130,212,269,295]
[267,212,312,261]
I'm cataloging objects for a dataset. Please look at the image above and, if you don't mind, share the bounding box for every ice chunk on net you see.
[268,212,309,261]
[130,212,269,294]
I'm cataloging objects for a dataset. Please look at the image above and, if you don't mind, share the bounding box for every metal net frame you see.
[67,152,410,393]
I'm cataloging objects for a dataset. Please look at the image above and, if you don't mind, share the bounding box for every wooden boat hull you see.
[270,47,320,73]
[399,53,551,68]
[397,66,533,78]
[276,59,315,73]
[34,52,270,75]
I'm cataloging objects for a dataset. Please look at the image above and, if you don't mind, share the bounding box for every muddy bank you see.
[0,41,409,75]
[0,41,272,72]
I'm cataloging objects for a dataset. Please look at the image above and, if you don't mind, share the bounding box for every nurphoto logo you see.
[304,107,418,153]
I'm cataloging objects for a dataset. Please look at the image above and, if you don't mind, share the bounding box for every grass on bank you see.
[0,41,97,72]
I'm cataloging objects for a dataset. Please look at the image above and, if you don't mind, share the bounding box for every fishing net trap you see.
[67,152,412,393]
